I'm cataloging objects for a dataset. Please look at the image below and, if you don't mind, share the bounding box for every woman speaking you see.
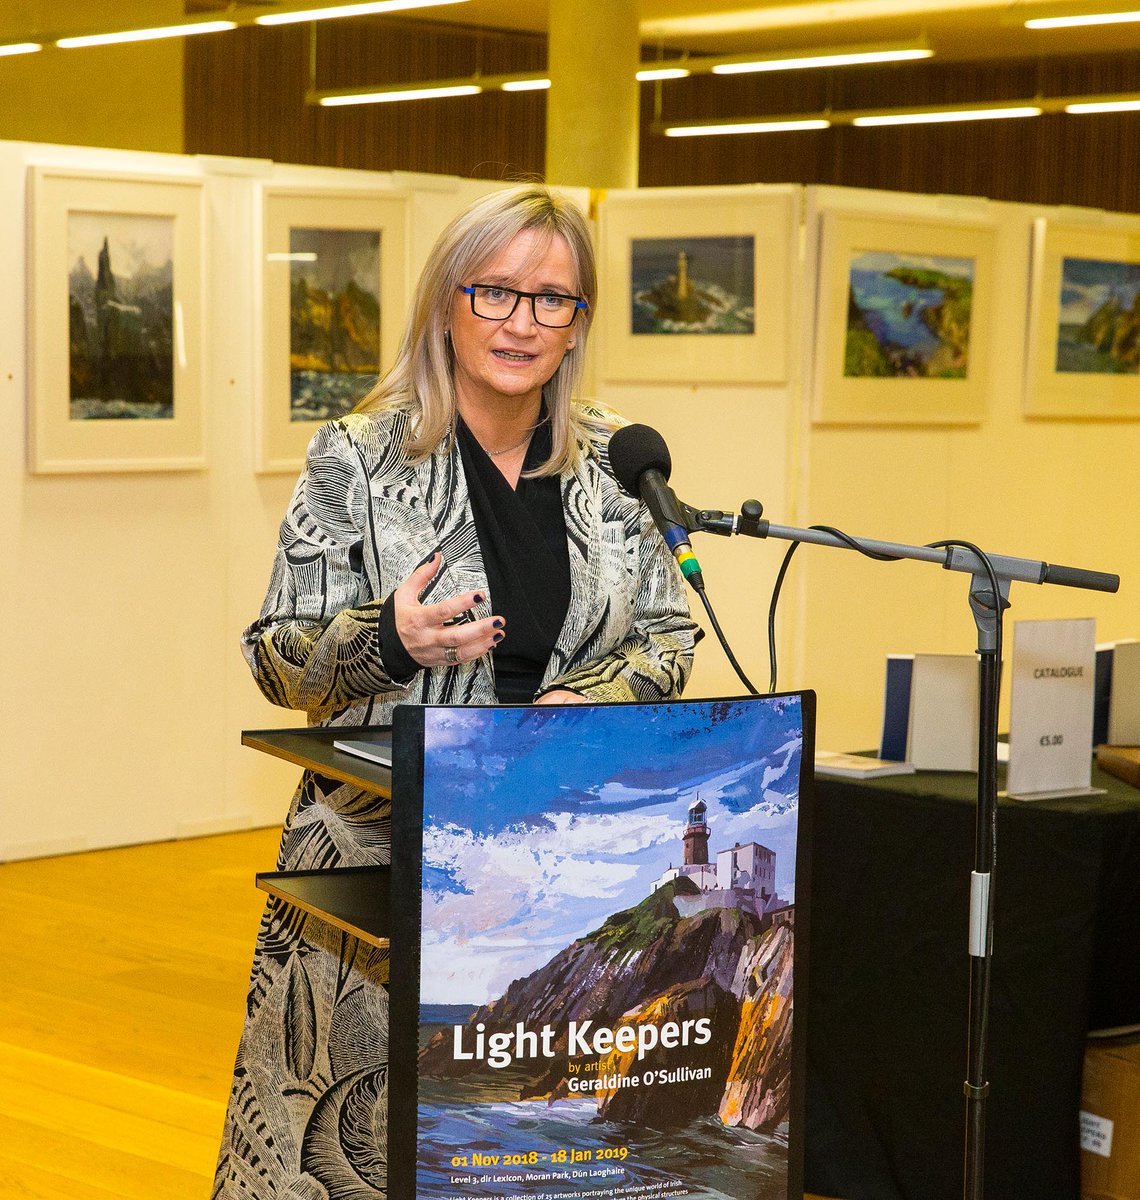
[213,185,697,1197]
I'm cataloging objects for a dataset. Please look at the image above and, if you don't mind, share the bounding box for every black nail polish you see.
[474,594,485,605]
[493,619,504,630]
[493,632,504,643]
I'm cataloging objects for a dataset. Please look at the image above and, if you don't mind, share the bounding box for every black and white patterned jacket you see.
[241,400,698,724]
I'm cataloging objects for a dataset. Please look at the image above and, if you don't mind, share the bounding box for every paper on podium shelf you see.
[1007,617,1100,801]
[906,653,979,772]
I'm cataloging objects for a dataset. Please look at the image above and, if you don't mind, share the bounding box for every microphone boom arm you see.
[690,499,1120,594]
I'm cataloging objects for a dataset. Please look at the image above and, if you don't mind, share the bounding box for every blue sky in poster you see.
[419,697,803,1006]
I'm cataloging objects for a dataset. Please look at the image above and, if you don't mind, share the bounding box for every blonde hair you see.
[355,186,597,477]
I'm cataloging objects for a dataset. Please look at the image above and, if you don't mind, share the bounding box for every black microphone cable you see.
[765,528,1003,693]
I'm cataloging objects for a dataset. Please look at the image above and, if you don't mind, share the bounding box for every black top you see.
[456,415,571,704]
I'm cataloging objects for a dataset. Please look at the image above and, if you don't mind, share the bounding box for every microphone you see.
[608,423,705,592]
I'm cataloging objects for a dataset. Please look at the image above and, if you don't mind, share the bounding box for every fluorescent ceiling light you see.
[637,66,692,81]
[266,252,319,262]
[0,42,42,56]
[1026,9,1140,28]
[643,0,1004,39]
[501,78,550,91]
[257,0,469,25]
[57,20,235,47]
[712,47,932,73]
[319,83,481,105]
[1066,97,1140,112]
[853,105,1042,126]
[665,118,830,136]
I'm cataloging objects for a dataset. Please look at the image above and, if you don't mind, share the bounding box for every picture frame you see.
[598,185,796,385]
[27,167,205,474]
[812,210,996,425]
[1025,217,1140,419]
[257,187,408,473]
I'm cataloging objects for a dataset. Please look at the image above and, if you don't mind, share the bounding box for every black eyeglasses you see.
[458,284,587,328]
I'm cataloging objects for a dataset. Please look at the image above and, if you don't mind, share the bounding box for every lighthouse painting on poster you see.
[389,695,815,1200]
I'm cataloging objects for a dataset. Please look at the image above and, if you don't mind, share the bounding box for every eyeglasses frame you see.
[457,284,588,328]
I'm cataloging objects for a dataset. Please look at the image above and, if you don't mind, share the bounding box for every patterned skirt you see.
[212,771,392,1199]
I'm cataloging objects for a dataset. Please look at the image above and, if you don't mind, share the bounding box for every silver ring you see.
[444,645,459,665]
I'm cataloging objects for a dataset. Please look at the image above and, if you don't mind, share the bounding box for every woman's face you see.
[449,228,581,417]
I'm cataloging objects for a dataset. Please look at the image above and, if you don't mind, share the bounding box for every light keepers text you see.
[452,1017,713,1069]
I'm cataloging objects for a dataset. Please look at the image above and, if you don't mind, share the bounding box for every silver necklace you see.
[486,429,535,457]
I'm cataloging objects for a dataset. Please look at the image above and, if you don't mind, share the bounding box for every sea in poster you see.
[288,226,381,421]
[1054,255,1140,375]
[844,250,974,378]
[630,236,755,335]
[68,211,175,420]
[415,698,804,1200]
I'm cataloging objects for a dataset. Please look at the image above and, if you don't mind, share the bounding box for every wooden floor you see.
[0,827,281,1199]
[0,829,836,1200]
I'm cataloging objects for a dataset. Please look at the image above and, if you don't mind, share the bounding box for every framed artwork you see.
[27,168,205,473]
[599,186,796,385]
[812,211,996,425]
[1025,218,1140,418]
[390,693,815,1200]
[257,188,408,473]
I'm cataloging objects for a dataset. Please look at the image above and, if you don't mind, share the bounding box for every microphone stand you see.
[685,499,1120,1200]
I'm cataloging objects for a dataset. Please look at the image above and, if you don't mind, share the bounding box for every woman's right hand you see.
[393,553,504,669]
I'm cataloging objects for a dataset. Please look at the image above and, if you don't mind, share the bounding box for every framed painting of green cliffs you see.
[812,210,995,425]
[1025,218,1140,419]
[257,187,407,472]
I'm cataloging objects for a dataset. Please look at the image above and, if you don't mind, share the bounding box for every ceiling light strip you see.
[257,0,470,26]
[1026,9,1140,29]
[57,21,236,48]
[665,119,831,136]
[852,105,1042,126]
[319,83,481,105]
[637,67,692,81]
[0,42,42,57]
[712,47,932,74]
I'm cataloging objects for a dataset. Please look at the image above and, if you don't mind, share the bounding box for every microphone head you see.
[608,423,672,497]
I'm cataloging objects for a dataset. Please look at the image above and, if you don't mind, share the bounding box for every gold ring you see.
[444,645,459,665]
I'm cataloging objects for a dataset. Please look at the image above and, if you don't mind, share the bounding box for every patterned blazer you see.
[241,400,698,724]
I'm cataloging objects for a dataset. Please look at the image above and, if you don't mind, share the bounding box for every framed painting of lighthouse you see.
[389,693,816,1200]
[597,186,797,384]
[1024,216,1140,419]
[27,167,205,473]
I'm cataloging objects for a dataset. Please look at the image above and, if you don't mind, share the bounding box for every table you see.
[803,762,1140,1200]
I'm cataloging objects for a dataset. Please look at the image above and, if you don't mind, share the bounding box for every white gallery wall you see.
[1,139,1137,860]
[0,141,516,861]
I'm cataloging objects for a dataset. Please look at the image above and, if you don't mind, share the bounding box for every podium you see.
[246,696,815,1200]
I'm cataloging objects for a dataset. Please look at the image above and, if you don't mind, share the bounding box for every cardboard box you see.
[1081,1034,1140,1200]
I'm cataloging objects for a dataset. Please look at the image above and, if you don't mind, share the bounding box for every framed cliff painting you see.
[812,210,996,425]
[390,694,815,1200]
[598,186,797,384]
[1024,217,1140,419]
[257,187,408,472]
[27,167,205,473]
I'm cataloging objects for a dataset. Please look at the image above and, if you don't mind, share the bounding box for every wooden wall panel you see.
[184,21,545,178]
[186,27,1140,210]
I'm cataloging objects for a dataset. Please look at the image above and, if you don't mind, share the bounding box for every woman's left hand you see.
[535,689,588,705]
